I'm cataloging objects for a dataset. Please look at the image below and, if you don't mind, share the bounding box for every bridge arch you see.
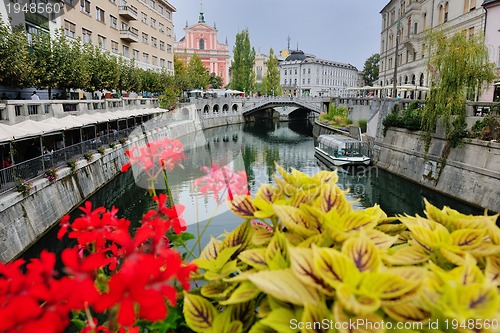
[222,104,229,113]
[213,104,219,115]
[232,104,239,113]
[203,105,210,116]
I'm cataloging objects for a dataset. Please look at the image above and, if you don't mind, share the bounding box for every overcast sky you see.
[169,0,389,70]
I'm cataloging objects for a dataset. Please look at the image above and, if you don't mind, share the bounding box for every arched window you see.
[444,2,449,22]
[199,38,205,50]
[438,5,443,24]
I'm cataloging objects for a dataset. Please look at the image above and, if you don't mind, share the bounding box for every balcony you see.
[406,1,422,15]
[120,28,138,42]
[119,5,138,20]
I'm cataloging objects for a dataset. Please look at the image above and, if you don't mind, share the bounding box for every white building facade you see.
[379,0,486,99]
[279,50,358,97]
[483,0,500,102]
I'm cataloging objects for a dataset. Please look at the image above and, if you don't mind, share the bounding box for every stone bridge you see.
[241,96,327,120]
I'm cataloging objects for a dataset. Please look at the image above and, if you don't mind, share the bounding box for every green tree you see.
[208,72,224,89]
[86,43,120,92]
[260,48,281,96]
[362,53,380,86]
[187,54,209,89]
[0,23,33,88]
[230,28,256,95]
[422,31,495,147]
[118,58,142,93]
[173,55,190,92]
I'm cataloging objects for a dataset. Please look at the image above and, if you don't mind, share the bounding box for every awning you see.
[0,123,38,142]
[13,119,62,135]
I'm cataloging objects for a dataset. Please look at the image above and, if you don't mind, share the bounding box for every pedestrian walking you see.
[31,91,40,100]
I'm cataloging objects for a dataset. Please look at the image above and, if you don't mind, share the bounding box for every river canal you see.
[22,119,486,259]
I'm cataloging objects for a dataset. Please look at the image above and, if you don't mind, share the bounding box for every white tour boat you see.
[314,134,371,167]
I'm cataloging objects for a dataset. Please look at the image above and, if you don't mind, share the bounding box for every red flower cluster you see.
[121,137,186,180]
[194,164,249,201]
[0,194,196,333]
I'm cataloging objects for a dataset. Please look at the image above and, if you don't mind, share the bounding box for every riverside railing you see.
[0,127,134,194]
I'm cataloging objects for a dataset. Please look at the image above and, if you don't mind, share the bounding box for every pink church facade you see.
[174,13,230,86]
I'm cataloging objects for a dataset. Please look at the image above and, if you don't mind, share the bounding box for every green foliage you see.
[0,23,32,88]
[357,119,367,133]
[319,103,350,127]
[470,114,500,141]
[383,102,423,136]
[422,31,496,150]
[188,54,210,90]
[184,165,500,333]
[84,151,93,161]
[208,73,224,89]
[362,53,380,86]
[260,48,281,96]
[230,28,256,95]
[85,43,120,92]
[15,178,33,196]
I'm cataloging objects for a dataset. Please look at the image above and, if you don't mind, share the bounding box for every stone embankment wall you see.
[374,128,500,213]
[0,112,244,262]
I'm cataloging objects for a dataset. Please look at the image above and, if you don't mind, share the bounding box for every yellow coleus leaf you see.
[247,269,322,306]
[265,232,290,270]
[199,236,222,261]
[338,211,379,232]
[259,307,298,333]
[424,198,458,230]
[439,245,467,266]
[220,220,253,258]
[375,223,408,235]
[365,229,399,249]
[255,184,278,204]
[360,272,420,301]
[301,304,334,333]
[248,321,280,333]
[333,302,386,333]
[315,183,351,215]
[341,231,381,272]
[275,163,319,191]
[194,245,240,272]
[313,245,361,289]
[220,281,260,305]
[238,248,268,270]
[252,197,276,220]
[383,245,431,265]
[406,223,449,252]
[311,169,338,185]
[251,227,273,246]
[200,282,236,300]
[448,254,484,285]
[204,259,238,281]
[468,242,500,258]
[382,301,431,323]
[183,292,218,333]
[290,247,334,295]
[485,256,500,286]
[228,301,256,332]
[336,283,381,315]
[229,195,258,219]
[440,283,499,320]
[449,229,485,250]
[273,204,318,237]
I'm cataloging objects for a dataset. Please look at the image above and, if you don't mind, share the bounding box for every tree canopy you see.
[362,53,380,86]
[260,48,281,96]
[230,28,256,95]
[422,31,495,144]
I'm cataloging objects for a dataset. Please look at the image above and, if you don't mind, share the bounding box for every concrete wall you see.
[374,128,500,213]
[0,112,244,262]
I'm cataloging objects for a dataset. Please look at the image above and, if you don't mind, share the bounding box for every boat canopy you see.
[317,135,370,157]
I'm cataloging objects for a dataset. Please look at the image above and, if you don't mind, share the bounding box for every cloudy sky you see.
[169,0,389,70]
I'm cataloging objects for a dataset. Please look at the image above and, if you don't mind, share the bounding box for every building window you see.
[111,40,118,54]
[308,68,311,74]
[159,40,165,50]
[167,44,172,53]
[98,35,106,49]
[121,22,128,31]
[142,12,147,24]
[295,68,297,75]
[165,9,171,19]
[143,53,149,63]
[465,0,476,12]
[158,4,163,14]
[96,7,105,23]
[423,12,427,30]
[122,45,129,58]
[152,56,158,66]
[199,39,205,50]
[142,32,148,44]
[168,61,173,69]
[151,18,156,29]
[80,0,90,14]
[166,27,172,37]
[308,78,310,84]
[160,58,165,67]
[109,15,117,29]
[284,79,287,85]
[150,0,155,10]
[133,49,139,60]
[284,69,287,75]
[82,28,92,43]
[151,37,157,47]
[64,20,76,38]
[159,23,164,32]
[444,2,449,22]
[468,26,475,39]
